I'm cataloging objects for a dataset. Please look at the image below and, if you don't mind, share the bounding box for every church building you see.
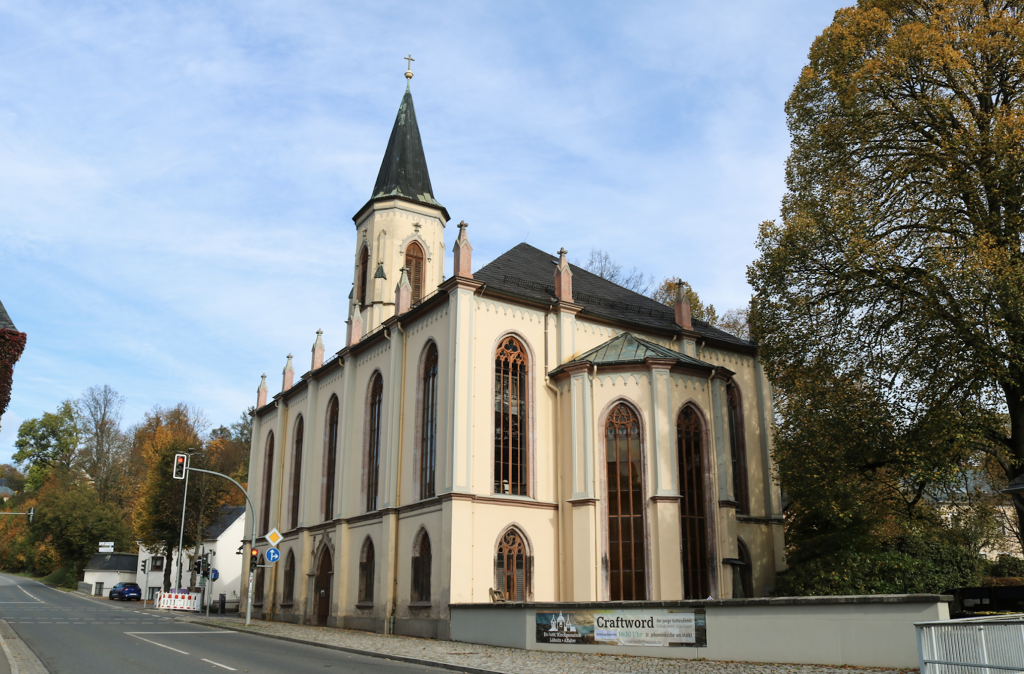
[243,70,784,638]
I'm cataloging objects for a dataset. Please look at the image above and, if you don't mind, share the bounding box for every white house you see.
[82,553,137,597]
[137,506,247,608]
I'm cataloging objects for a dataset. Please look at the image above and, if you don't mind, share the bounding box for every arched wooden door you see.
[314,550,332,626]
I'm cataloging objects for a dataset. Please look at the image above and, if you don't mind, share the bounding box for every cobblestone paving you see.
[170,613,916,674]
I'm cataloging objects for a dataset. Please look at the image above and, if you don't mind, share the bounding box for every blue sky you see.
[0,0,849,463]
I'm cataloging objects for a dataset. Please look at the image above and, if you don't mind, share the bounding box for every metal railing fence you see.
[918,615,1024,674]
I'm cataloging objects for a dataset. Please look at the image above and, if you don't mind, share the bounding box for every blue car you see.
[108,582,142,601]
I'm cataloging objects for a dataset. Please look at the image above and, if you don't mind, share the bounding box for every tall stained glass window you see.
[420,344,438,499]
[606,403,646,600]
[366,374,384,512]
[677,406,709,600]
[494,337,528,496]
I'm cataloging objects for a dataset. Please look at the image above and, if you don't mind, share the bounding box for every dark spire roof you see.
[362,86,447,220]
[0,297,15,331]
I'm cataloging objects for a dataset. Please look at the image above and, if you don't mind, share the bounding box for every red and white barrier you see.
[156,591,201,611]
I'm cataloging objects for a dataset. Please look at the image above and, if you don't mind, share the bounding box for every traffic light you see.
[172,453,187,479]
[141,560,147,574]
[194,559,203,575]
[26,507,34,523]
[249,547,259,572]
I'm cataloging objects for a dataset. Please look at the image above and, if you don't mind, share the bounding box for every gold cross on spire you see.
[404,54,415,80]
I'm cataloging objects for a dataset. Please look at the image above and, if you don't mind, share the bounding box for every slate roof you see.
[367,86,445,214]
[474,243,755,348]
[0,297,15,331]
[205,506,245,541]
[550,332,713,375]
[84,553,138,572]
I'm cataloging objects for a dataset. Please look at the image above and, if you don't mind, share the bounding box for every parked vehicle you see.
[108,582,142,601]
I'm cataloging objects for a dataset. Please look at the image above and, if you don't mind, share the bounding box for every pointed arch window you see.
[494,336,528,496]
[495,528,529,601]
[420,343,439,499]
[358,246,370,307]
[677,406,710,600]
[365,373,384,512]
[735,539,754,599]
[283,550,296,604]
[411,530,432,603]
[606,403,647,601]
[727,382,750,514]
[324,396,339,521]
[260,433,275,536]
[358,538,375,605]
[405,241,425,304]
[290,417,303,530]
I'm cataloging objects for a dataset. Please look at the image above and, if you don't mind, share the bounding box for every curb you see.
[184,619,506,674]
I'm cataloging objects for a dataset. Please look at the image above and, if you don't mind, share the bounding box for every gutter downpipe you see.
[543,303,565,601]
[589,361,600,600]
[388,321,409,635]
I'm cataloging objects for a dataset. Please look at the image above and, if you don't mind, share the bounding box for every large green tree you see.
[14,401,80,490]
[30,469,133,576]
[749,0,1024,588]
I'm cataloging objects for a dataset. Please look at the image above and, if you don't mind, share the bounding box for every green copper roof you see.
[370,87,443,211]
[551,332,711,374]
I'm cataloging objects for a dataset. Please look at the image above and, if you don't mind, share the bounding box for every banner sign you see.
[535,609,706,648]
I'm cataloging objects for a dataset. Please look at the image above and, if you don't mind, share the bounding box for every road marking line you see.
[201,658,236,670]
[126,633,189,654]
[16,587,39,602]
[124,626,233,630]
[1,638,19,674]
[0,602,40,604]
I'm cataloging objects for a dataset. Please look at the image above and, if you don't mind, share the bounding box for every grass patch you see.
[37,566,75,588]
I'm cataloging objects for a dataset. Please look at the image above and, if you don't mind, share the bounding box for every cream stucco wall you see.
[240,206,783,635]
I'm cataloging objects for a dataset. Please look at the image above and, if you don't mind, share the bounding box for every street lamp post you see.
[175,449,204,592]
[175,452,192,591]
[184,466,258,626]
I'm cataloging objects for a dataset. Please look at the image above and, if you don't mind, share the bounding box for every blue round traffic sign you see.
[210,569,219,581]
[266,547,280,563]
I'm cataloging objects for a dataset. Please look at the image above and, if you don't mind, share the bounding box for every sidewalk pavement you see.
[165,611,917,674]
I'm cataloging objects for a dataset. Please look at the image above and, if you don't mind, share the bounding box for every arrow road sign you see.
[265,547,280,564]
[210,569,219,581]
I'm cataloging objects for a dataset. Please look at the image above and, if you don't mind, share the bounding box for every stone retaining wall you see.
[450,594,951,668]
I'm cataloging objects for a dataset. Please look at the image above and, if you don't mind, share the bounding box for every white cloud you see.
[0,0,850,444]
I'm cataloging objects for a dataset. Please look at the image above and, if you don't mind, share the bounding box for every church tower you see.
[349,71,450,338]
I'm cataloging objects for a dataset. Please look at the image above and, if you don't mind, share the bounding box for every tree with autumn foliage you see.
[749,0,1024,592]
[133,404,231,590]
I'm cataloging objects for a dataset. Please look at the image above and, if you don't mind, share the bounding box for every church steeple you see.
[350,66,450,334]
[369,87,446,214]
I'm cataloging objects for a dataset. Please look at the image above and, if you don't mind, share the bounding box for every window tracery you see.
[606,402,646,601]
[494,336,528,496]
[677,406,710,600]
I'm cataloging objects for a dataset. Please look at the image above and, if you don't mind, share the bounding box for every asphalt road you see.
[0,574,452,674]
